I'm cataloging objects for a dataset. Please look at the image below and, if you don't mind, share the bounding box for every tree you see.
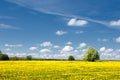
[0,50,2,54]
[26,55,32,60]
[0,54,9,60]
[83,47,99,62]
[68,55,75,61]
[11,56,19,60]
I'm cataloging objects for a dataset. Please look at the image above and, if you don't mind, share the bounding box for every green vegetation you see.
[11,56,19,60]
[26,55,32,60]
[68,55,75,61]
[0,47,100,61]
[0,51,9,60]
[83,47,99,62]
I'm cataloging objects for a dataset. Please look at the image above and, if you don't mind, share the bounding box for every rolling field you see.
[0,61,120,80]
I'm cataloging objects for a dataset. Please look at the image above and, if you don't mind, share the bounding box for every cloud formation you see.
[40,42,52,47]
[53,45,60,49]
[66,41,72,45]
[97,38,109,42]
[78,43,87,48]
[67,18,88,26]
[0,24,20,30]
[75,31,84,34]
[99,47,120,60]
[115,36,120,43]
[5,0,109,26]
[29,47,37,51]
[61,46,74,53]
[110,20,120,26]
[100,47,106,52]
[0,16,14,19]
[56,30,67,36]
[5,44,23,47]
[40,48,51,53]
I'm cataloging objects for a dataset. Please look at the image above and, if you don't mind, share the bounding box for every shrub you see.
[26,55,32,60]
[68,55,75,61]
[83,47,99,62]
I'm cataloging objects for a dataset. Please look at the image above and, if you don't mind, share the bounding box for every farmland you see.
[0,61,120,80]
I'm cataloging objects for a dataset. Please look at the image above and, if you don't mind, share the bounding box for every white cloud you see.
[99,47,113,54]
[100,48,120,60]
[75,31,84,34]
[67,18,88,26]
[40,42,52,47]
[100,47,106,52]
[66,41,72,45]
[40,48,51,53]
[110,20,120,26]
[78,43,87,48]
[116,37,120,43]
[105,49,113,53]
[5,48,11,51]
[4,44,23,47]
[97,38,109,42]
[0,24,20,30]
[56,30,67,36]
[61,46,74,53]
[53,45,60,49]
[0,16,14,19]
[29,47,37,51]
[74,50,79,53]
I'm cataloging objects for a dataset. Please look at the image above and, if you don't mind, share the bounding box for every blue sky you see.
[0,0,120,60]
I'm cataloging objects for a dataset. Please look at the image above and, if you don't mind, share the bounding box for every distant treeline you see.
[1,47,120,61]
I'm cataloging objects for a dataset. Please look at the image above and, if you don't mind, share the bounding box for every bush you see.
[83,47,99,62]
[26,55,32,60]
[68,55,75,61]
[0,54,9,60]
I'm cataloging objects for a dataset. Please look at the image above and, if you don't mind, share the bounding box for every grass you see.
[0,61,120,80]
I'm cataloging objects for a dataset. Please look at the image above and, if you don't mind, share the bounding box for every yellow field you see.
[0,61,120,80]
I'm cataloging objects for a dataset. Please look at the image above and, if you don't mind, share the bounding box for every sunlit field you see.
[0,61,120,80]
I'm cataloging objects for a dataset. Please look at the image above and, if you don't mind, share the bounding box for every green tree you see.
[26,55,32,60]
[11,56,19,60]
[0,54,9,60]
[0,50,2,54]
[68,55,75,61]
[83,47,99,62]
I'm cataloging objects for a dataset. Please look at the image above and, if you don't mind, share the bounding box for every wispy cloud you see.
[5,0,109,26]
[97,38,109,42]
[56,30,67,36]
[5,44,23,47]
[0,24,21,30]
[0,15,14,19]
[75,31,84,34]
[29,47,38,51]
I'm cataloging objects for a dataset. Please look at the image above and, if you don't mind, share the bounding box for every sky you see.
[0,0,120,60]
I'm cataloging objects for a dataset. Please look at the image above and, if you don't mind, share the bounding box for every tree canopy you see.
[83,47,99,62]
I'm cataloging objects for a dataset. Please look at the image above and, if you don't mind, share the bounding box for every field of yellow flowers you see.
[0,61,120,80]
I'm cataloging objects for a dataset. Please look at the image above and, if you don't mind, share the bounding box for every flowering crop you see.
[0,61,120,80]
